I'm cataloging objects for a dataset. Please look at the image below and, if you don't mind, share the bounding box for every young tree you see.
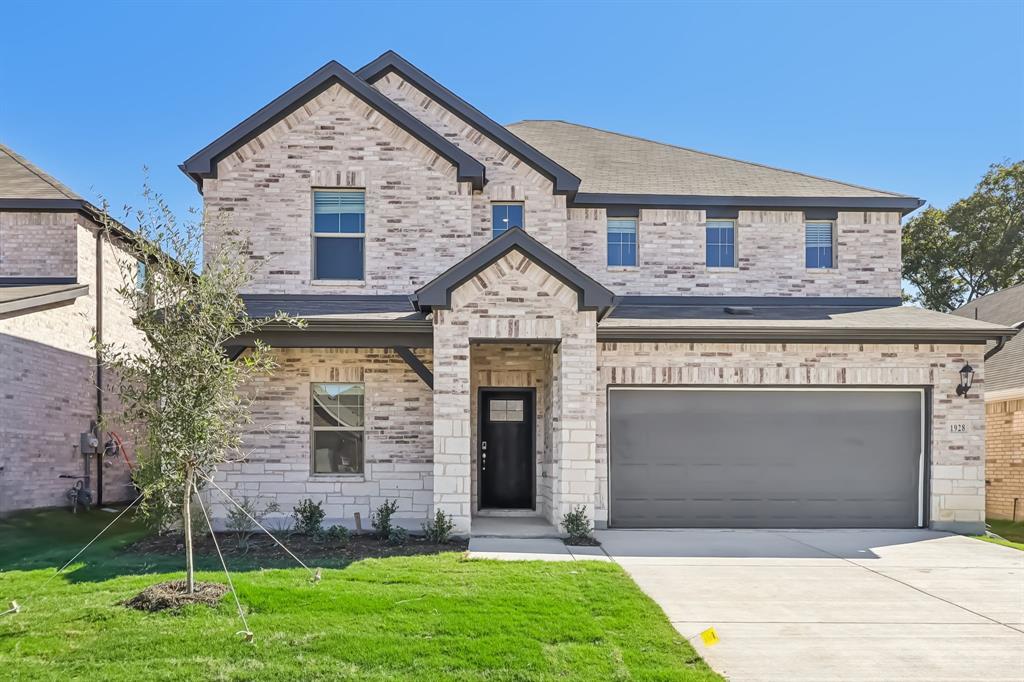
[98,188,300,593]
[902,160,1024,311]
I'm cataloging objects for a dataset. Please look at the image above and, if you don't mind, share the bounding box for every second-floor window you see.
[805,221,835,269]
[492,202,524,239]
[607,218,638,267]
[313,190,365,280]
[706,220,736,268]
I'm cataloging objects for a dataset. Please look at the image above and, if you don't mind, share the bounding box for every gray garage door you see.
[609,388,924,528]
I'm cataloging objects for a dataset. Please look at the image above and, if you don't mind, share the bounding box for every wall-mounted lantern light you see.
[955,363,975,398]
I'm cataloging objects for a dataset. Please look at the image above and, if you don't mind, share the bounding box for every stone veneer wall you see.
[469,342,553,518]
[0,211,78,278]
[432,249,597,533]
[567,209,902,297]
[0,218,142,513]
[202,82,473,295]
[370,73,570,257]
[595,342,988,533]
[208,347,434,527]
[984,396,1024,520]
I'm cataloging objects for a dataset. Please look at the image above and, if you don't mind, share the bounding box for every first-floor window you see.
[313,190,365,280]
[805,221,835,269]
[607,217,638,267]
[706,220,736,267]
[311,383,364,474]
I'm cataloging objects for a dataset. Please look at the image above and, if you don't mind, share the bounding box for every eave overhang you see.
[412,227,616,313]
[571,193,926,217]
[356,51,581,196]
[0,283,89,317]
[597,326,1016,344]
[180,61,487,193]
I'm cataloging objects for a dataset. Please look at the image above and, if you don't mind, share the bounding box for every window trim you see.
[491,201,525,239]
[705,219,737,269]
[311,188,366,282]
[607,216,639,269]
[805,220,837,270]
[309,382,366,476]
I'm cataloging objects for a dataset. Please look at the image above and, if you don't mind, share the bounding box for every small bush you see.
[372,499,400,538]
[422,509,455,544]
[292,498,326,536]
[226,498,280,549]
[317,524,350,546]
[387,526,409,546]
[561,505,596,544]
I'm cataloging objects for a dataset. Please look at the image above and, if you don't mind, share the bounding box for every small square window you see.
[806,222,834,269]
[608,218,638,267]
[489,399,524,422]
[706,220,736,268]
[492,203,524,239]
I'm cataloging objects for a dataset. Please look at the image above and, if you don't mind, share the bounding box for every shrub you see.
[422,509,455,544]
[292,498,326,536]
[387,526,409,546]
[372,499,400,538]
[226,498,280,549]
[317,524,350,546]
[560,505,594,544]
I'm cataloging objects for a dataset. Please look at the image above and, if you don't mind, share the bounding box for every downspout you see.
[94,224,104,507]
[985,322,1024,361]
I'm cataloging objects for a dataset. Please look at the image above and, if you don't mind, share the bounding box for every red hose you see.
[107,431,134,472]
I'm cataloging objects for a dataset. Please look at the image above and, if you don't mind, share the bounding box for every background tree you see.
[98,188,300,594]
[902,160,1024,311]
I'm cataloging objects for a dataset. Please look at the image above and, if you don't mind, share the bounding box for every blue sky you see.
[2,0,1022,224]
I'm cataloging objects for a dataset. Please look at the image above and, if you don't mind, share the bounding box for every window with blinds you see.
[805,221,834,269]
[313,190,365,280]
[706,220,736,267]
[608,218,638,267]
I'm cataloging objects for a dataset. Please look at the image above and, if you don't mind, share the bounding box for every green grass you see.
[977,518,1024,551]
[0,510,719,681]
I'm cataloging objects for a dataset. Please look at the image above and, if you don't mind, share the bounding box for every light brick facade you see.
[0,211,78,278]
[0,216,142,513]
[984,396,1024,520]
[196,65,992,536]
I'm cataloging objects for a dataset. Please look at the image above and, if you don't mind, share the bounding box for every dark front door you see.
[479,389,534,509]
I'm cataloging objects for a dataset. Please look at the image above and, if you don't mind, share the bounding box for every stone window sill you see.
[311,279,365,286]
[607,266,640,272]
[310,473,366,481]
[707,267,740,272]
[805,268,839,274]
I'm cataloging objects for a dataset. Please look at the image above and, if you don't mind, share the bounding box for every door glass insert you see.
[489,399,524,422]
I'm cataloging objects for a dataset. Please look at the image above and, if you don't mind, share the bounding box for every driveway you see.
[597,529,1024,682]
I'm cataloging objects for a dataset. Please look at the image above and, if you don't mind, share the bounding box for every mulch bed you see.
[122,580,228,612]
[126,531,468,562]
[563,536,602,547]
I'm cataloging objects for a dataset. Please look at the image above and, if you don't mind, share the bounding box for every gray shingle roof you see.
[506,120,913,199]
[953,284,1024,393]
[0,143,81,200]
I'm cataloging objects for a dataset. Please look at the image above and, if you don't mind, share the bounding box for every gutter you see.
[985,321,1024,360]
[597,326,1015,344]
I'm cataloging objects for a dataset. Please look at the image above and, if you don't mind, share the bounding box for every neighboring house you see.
[0,143,143,514]
[954,286,1024,521]
[183,51,1016,535]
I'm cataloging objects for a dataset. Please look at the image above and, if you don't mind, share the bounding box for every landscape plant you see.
[292,498,326,536]
[371,499,400,538]
[561,505,597,545]
[97,186,301,595]
[422,508,455,544]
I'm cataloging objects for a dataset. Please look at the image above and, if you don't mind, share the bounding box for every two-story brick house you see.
[0,143,143,513]
[183,51,1015,536]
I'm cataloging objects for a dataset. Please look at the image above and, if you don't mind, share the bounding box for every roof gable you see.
[180,61,486,192]
[357,51,580,195]
[0,143,82,205]
[413,228,615,312]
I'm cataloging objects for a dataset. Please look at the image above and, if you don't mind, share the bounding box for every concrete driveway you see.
[597,529,1024,682]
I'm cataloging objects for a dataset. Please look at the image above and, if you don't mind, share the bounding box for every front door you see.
[479,389,534,509]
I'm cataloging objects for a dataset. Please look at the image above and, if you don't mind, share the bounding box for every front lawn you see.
[978,518,1024,551]
[0,509,719,681]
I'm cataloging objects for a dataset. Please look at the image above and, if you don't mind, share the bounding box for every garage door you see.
[609,388,925,528]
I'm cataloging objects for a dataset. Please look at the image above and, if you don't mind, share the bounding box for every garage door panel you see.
[609,389,924,528]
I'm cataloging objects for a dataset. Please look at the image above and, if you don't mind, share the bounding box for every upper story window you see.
[311,382,365,475]
[805,221,835,269]
[313,190,365,280]
[607,218,638,267]
[135,260,146,290]
[492,202,524,239]
[706,220,736,268]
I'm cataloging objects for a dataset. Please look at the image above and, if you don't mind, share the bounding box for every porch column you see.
[550,315,598,524]
[432,310,472,535]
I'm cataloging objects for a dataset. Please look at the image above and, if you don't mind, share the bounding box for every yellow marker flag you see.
[699,627,719,647]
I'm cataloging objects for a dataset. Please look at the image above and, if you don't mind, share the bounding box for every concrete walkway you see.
[598,529,1024,682]
[467,536,610,561]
